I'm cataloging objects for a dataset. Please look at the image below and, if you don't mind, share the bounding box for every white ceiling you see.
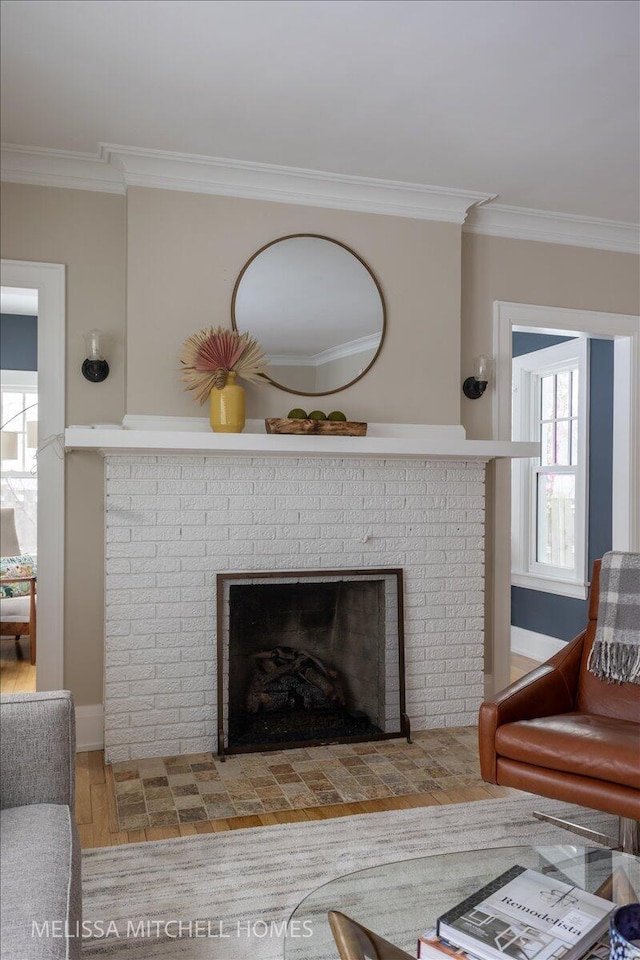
[1,0,639,223]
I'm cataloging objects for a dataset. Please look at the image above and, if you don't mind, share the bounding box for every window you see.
[1,370,38,555]
[511,339,588,599]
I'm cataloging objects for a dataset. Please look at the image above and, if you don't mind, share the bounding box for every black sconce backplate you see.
[462,376,488,400]
[82,359,110,383]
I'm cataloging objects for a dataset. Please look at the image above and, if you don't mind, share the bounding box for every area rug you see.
[75,795,616,959]
[111,727,480,830]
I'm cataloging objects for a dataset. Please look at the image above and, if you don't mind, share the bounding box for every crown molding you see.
[0,143,126,194]
[464,202,640,255]
[269,333,380,368]
[313,332,380,365]
[1,141,492,223]
[2,142,638,252]
[101,143,494,223]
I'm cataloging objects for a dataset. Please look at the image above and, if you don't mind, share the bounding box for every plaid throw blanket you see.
[587,551,640,684]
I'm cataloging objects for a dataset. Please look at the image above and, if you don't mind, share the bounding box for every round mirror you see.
[232,234,386,396]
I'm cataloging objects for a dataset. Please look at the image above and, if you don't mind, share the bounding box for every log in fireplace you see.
[216,569,408,756]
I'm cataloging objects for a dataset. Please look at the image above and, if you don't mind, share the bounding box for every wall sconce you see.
[462,354,492,399]
[82,329,110,382]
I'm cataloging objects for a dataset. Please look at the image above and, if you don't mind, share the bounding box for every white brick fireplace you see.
[64,418,537,762]
[103,453,487,762]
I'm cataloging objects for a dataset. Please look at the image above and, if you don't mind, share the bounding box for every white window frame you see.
[511,337,589,600]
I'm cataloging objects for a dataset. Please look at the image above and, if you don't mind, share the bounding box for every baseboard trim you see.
[511,626,565,662]
[76,704,104,752]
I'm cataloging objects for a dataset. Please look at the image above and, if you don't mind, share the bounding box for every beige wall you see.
[460,233,640,690]
[461,234,640,441]
[2,181,638,708]
[1,183,126,704]
[126,188,463,425]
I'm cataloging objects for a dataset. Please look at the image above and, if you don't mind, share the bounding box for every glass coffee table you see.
[284,845,640,960]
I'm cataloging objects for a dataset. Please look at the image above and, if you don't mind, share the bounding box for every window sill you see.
[511,572,589,600]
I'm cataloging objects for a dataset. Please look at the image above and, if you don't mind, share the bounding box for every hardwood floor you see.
[510,652,540,682]
[77,647,536,848]
[0,637,36,694]
[1,644,532,849]
[75,749,518,849]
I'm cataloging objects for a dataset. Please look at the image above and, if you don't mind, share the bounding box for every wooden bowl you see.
[265,418,368,437]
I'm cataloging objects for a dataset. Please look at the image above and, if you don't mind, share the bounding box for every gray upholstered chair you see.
[0,692,81,959]
[0,506,37,664]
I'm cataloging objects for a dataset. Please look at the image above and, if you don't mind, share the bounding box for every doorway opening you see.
[510,329,613,664]
[0,261,65,694]
[1,288,38,689]
[491,301,639,692]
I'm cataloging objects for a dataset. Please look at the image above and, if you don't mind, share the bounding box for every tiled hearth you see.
[112,726,480,831]
[104,454,486,762]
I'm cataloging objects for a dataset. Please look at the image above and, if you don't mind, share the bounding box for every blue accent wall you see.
[587,339,614,570]
[511,334,614,641]
[511,589,588,639]
[512,333,575,357]
[0,314,37,371]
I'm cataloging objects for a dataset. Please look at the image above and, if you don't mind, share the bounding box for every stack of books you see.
[418,865,615,960]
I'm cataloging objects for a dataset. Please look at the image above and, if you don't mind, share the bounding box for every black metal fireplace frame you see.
[216,567,409,759]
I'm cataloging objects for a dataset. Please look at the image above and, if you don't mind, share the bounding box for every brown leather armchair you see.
[479,561,640,851]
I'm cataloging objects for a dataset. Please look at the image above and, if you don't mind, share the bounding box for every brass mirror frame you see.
[231,233,387,397]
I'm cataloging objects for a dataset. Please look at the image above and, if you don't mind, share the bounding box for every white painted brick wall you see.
[104,455,486,761]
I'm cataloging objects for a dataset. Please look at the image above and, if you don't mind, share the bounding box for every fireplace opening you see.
[217,569,407,756]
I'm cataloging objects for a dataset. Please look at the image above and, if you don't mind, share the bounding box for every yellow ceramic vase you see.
[209,371,246,433]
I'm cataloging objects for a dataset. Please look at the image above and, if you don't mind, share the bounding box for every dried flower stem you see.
[180,326,268,404]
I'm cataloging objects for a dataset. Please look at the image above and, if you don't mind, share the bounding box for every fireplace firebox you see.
[216,568,408,756]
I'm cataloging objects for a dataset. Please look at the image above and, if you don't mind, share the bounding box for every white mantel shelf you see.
[65,417,539,461]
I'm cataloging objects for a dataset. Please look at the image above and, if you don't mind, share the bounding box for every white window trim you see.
[511,337,589,600]
[510,572,589,600]
[493,302,639,552]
